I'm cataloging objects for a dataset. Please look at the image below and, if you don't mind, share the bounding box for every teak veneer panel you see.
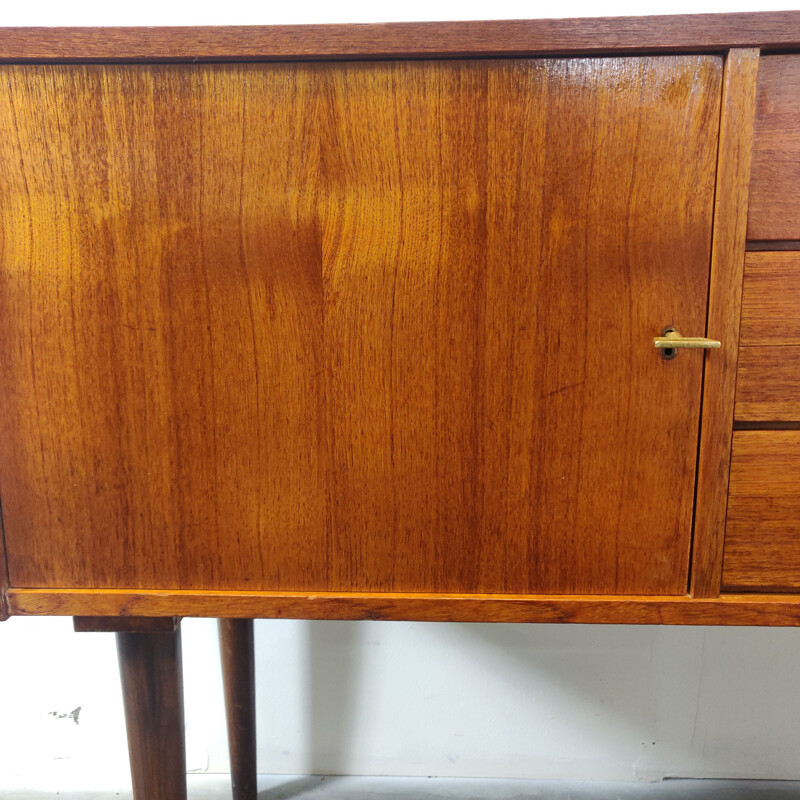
[0,57,721,596]
[739,252,800,347]
[723,431,800,592]
[735,348,800,422]
[0,13,799,61]
[735,252,800,422]
[748,56,800,242]
[0,64,328,591]
[321,57,719,596]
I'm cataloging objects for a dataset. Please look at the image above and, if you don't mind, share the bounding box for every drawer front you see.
[723,431,800,591]
[747,56,800,241]
[735,252,800,422]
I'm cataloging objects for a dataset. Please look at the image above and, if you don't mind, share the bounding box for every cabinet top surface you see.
[0,11,798,62]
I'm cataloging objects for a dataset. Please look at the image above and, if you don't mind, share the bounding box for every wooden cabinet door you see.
[0,57,722,595]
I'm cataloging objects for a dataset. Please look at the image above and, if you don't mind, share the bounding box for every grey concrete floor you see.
[2,775,800,799]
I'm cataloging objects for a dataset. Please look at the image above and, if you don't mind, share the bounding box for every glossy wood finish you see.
[13,587,800,626]
[0,13,799,61]
[723,431,800,592]
[739,253,800,347]
[0,57,721,597]
[219,619,257,800]
[690,49,760,599]
[117,626,187,800]
[0,63,327,592]
[735,349,800,423]
[323,56,719,596]
[735,253,800,422]
[747,57,800,242]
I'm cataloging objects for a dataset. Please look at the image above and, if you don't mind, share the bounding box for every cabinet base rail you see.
[10,588,800,626]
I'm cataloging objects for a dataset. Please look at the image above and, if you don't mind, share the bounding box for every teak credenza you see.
[2,11,800,798]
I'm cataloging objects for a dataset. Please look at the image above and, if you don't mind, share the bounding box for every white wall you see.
[2,616,800,790]
[2,0,800,791]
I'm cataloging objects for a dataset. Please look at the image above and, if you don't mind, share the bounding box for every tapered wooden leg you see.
[116,624,187,800]
[219,618,257,800]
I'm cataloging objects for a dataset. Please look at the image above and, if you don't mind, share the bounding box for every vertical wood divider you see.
[691,48,760,598]
[0,497,9,621]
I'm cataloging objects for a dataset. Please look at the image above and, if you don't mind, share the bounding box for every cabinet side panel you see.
[691,48,760,598]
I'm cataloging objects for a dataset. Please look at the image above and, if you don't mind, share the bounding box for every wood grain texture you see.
[723,431,800,592]
[0,13,798,61]
[320,56,720,596]
[0,64,327,591]
[0,499,8,621]
[219,619,257,800]
[739,252,800,347]
[0,57,721,597]
[734,253,800,422]
[735,347,800,422]
[690,49,760,599]
[12,587,800,626]
[117,626,187,800]
[747,56,800,241]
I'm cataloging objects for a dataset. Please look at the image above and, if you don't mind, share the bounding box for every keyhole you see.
[661,327,678,360]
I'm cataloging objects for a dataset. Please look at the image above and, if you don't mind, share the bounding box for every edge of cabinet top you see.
[0,12,798,62]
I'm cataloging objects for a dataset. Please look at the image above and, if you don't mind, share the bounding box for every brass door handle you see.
[654,327,720,359]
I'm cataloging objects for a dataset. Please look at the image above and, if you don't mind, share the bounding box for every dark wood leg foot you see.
[219,618,257,800]
[116,623,187,800]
